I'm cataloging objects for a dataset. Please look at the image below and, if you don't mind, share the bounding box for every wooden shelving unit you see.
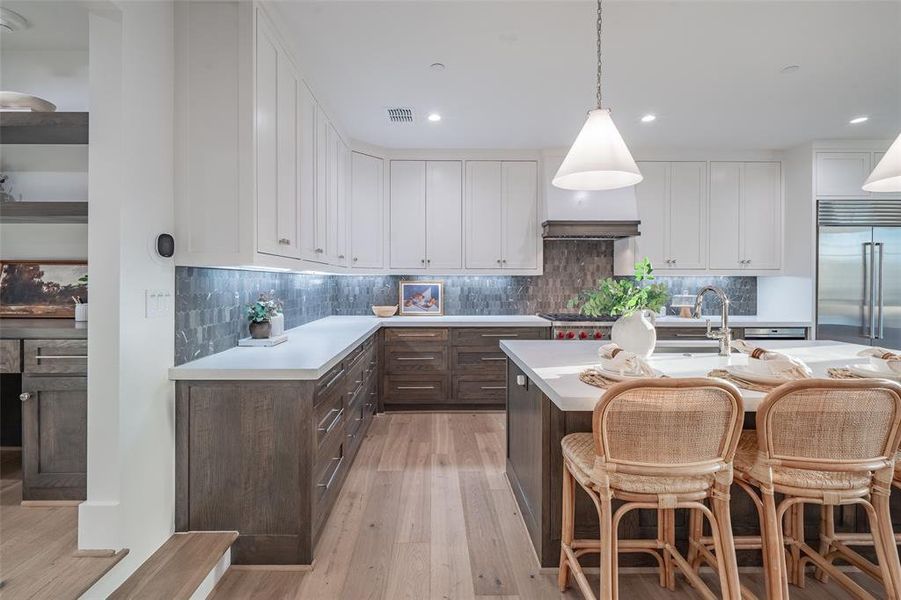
[0,112,89,144]
[0,201,88,224]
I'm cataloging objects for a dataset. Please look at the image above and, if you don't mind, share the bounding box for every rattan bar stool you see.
[558,378,745,600]
[687,379,901,600]
[811,446,901,592]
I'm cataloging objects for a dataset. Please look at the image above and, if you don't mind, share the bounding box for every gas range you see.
[537,313,613,340]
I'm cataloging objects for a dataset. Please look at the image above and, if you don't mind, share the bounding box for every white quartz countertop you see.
[500,339,875,413]
[169,315,550,381]
[654,316,811,328]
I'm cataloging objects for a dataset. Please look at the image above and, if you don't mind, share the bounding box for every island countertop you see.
[500,339,880,412]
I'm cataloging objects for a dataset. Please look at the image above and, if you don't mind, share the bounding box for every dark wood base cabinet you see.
[381,326,548,411]
[505,360,901,569]
[175,334,378,565]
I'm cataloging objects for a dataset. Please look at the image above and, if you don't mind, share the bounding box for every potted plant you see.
[567,258,668,357]
[262,291,285,336]
[246,293,281,339]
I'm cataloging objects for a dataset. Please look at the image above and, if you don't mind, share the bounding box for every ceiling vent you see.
[386,107,415,124]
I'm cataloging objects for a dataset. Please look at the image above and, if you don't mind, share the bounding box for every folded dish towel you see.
[598,343,657,376]
[732,339,813,379]
[857,347,901,373]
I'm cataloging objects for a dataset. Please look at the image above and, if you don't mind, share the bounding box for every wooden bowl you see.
[372,305,398,318]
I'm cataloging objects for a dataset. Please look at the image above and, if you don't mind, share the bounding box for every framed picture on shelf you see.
[0,260,88,318]
[398,281,443,316]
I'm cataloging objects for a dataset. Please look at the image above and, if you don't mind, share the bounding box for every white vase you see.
[270,313,285,337]
[610,310,656,358]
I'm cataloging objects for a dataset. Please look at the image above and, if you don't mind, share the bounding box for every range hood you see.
[541,220,640,240]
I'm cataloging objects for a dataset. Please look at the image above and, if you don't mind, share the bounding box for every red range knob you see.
[566,331,576,339]
[578,331,588,339]
[594,331,603,339]
[556,332,565,339]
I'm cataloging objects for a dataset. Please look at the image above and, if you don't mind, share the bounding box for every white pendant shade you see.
[553,108,643,191]
[863,132,901,193]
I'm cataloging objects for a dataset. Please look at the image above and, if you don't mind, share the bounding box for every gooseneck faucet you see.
[693,286,732,356]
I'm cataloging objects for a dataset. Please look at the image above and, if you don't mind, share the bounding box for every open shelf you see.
[0,112,89,144]
[0,202,88,224]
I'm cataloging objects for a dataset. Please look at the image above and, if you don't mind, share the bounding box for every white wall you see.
[0,49,89,111]
[79,2,176,597]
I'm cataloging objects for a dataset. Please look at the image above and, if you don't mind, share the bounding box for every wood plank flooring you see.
[0,449,127,600]
[210,412,886,599]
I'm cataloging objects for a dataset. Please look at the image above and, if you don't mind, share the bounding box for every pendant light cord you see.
[596,0,603,109]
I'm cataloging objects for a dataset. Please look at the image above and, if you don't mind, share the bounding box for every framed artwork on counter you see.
[0,260,88,318]
[398,280,443,316]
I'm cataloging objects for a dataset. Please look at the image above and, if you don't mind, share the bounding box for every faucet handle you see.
[705,319,713,337]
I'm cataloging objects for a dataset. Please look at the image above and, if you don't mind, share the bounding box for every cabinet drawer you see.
[385,347,448,374]
[313,440,346,530]
[345,354,367,396]
[23,340,87,375]
[384,328,448,343]
[0,339,20,373]
[315,362,346,404]
[451,327,546,348]
[383,376,448,404]
[314,389,345,450]
[451,347,507,375]
[453,377,507,403]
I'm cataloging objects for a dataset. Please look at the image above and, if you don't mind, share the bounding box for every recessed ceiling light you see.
[427,113,442,122]
[640,114,656,123]
[780,65,801,74]
[849,116,869,124]
[429,62,445,72]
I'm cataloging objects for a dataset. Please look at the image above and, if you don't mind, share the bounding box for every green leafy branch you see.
[566,258,669,318]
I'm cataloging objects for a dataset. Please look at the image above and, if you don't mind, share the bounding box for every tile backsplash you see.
[175,241,756,364]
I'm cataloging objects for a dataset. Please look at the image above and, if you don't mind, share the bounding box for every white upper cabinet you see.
[465,161,504,269]
[709,161,782,270]
[633,162,706,271]
[350,152,384,269]
[254,17,282,257]
[297,83,319,262]
[389,161,427,270]
[502,161,539,270]
[425,161,463,270]
[815,152,871,197]
[465,161,539,271]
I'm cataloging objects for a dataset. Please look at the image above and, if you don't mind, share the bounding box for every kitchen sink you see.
[653,343,723,355]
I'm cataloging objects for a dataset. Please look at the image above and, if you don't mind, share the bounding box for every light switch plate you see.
[145,289,172,318]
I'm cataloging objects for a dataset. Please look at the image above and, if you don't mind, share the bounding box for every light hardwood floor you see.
[0,449,126,600]
[210,412,885,599]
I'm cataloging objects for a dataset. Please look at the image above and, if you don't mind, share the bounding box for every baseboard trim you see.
[229,562,315,572]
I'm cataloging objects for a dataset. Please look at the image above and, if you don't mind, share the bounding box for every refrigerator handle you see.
[876,242,885,340]
[863,242,874,339]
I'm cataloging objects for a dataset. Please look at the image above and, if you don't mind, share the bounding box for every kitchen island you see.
[500,339,901,568]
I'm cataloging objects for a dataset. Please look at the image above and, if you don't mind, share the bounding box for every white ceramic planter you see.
[610,310,656,358]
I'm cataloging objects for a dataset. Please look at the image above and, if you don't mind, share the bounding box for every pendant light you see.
[863,132,901,192]
[553,0,642,191]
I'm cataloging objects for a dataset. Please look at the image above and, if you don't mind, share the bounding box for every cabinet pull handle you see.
[396,356,435,361]
[278,238,291,245]
[397,385,435,390]
[338,254,345,259]
[353,257,358,262]
[320,368,345,392]
[395,333,438,338]
[35,355,88,360]
[315,248,324,253]
[19,393,31,402]
[318,408,344,434]
[481,333,517,338]
[502,259,507,264]
[496,259,501,264]
[480,386,506,390]
[673,333,710,338]
[318,456,344,489]
[480,357,506,362]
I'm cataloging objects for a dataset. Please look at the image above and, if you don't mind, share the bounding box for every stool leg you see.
[815,505,834,583]
[687,507,704,573]
[871,493,901,599]
[559,463,575,592]
[790,503,805,588]
[761,490,788,600]
[711,486,742,600]
[657,509,675,590]
[599,495,616,600]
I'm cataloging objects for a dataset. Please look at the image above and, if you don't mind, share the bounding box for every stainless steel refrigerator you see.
[817,200,901,349]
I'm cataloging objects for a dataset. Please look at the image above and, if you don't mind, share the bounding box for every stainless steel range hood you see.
[541,220,641,240]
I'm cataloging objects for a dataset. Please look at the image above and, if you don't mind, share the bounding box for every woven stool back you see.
[592,378,744,477]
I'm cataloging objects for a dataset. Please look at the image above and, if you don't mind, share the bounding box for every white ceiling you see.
[0,1,90,51]
[274,0,901,151]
